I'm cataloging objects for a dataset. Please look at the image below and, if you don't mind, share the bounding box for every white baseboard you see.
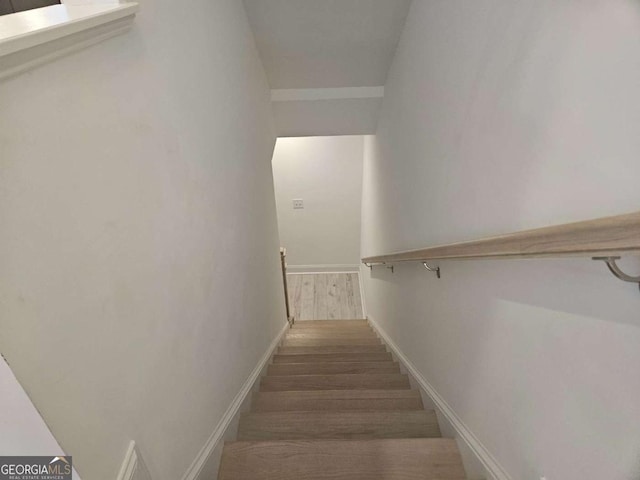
[180,321,290,480]
[286,264,360,273]
[367,316,511,480]
[116,441,152,480]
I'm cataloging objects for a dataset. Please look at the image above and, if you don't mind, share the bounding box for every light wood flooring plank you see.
[288,274,303,320]
[349,273,364,319]
[300,275,315,320]
[313,274,328,319]
[326,273,341,319]
[288,274,364,321]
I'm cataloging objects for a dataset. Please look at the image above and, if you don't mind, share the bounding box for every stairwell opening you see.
[270,135,366,321]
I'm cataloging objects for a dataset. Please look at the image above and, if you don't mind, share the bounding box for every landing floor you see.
[287,273,363,320]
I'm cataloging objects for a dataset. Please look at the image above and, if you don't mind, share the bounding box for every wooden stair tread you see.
[216,317,468,479]
[268,362,399,376]
[260,373,410,391]
[251,389,424,412]
[278,345,387,355]
[218,438,466,480]
[237,410,440,440]
[290,325,374,332]
[288,329,376,336]
[293,320,368,327]
[285,331,378,339]
[283,337,382,346]
[272,352,392,363]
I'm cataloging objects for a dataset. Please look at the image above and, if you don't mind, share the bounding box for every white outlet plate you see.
[293,199,304,209]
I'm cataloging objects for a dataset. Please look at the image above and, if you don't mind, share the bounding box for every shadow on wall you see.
[370,256,640,328]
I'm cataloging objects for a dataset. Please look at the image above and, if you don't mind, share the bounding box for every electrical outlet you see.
[293,199,304,209]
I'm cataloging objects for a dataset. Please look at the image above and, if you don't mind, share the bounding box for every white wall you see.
[361,1,640,479]
[0,359,81,479]
[272,136,363,270]
[0,1,286,480]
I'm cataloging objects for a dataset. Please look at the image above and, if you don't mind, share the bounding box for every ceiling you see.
[243,0,412,136]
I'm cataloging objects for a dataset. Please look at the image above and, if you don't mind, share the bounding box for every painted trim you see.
[0,3,138,80]
[180,321,290,480]
[367,316,511,480]
[116,441,138,480]
[116,441,151,480]
[286,264,360,273]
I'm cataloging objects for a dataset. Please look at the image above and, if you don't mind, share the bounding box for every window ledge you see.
[0,2,139,80]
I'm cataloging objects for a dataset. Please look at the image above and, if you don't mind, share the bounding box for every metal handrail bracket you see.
[363,261,393,273]
[593,256,640,291]
[423,262,441,279]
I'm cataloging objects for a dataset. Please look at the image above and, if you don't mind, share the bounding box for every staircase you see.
[218,319,467,479]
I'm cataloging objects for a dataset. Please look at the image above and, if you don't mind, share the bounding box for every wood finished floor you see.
[287,273,363,320]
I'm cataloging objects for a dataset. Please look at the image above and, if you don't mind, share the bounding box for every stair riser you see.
[268,362,400,376]
[252,397,424,412]
[260,374,410,391]
[278,345,387,355]
[272,353,393,363]
[285,332,378,339]
[252,390,423,411]
[282,338,382,347]
[237,411,440,441]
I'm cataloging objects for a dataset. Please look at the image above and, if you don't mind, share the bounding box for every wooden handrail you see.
[280,248,294,326]
[362,211,640,264]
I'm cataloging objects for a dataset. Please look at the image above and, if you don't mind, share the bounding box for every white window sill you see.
[0,1,139,80]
